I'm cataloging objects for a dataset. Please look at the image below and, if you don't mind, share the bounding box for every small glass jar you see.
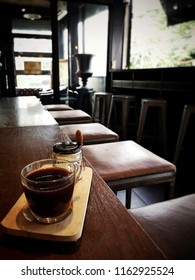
[51,141,84,182]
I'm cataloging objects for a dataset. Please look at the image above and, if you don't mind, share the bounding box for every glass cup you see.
[21,159,76,224]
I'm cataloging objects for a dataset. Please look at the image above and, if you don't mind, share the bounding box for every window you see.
[78,4,109,76]
[128,0,195,69]
[13,21,52,89]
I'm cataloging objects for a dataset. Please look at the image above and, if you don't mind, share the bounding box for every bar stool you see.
[43,104,73,111]
[49,110,92,125]
[173,105,195,164]
[60,123,119,145]
[92,92,112,124]
[107,94,137,140]
[137,99,167,157]
[130,193,195,259]
[83,141,176,208]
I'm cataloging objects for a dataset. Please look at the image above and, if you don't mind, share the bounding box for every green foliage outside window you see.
[130,0,195,69]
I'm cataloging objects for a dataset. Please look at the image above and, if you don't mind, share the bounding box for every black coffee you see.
[25,167,74,217]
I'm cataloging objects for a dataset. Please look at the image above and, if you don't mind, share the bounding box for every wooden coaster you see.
[1,167,92,242]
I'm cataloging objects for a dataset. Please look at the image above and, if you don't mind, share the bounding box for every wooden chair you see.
[107,94,137,140]
[43,104,73,111]
[60,122,119,145]
[83,140,176,208]
[92,92,112,124]
[49,110,92,125]
[130,193,195,259]
[173,104,195,164]
[137,99,167,157]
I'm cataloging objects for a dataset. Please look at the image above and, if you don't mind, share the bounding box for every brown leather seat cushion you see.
[60,123,119,144]
[130,194,195,259]
[44,104,73,111]
[50,110,92,125]
[82,140,176,182]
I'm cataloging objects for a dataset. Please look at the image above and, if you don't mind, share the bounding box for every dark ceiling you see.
[0,0,51,21]
[0,0,112,21]
[0,0,50,8]
[1,0,195,25]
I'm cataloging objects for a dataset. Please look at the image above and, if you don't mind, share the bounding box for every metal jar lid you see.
[53,141,81,154]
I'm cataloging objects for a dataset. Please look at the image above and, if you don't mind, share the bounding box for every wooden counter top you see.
[0,97,165,259]
[0,97,56,127]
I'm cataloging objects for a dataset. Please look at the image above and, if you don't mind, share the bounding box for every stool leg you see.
[126,189,131,209]
[161,103,167,158]
[137,103,148,143]
[164,180,175,200]
[173,106,190,164]
[98,98,104,123]
[98,97,103,123]
[106,96,111,123]
[113,100,126,138]
[107,98,113,127]
[101,99,106,124]
[122,99,129,140]
[92,96,98,122]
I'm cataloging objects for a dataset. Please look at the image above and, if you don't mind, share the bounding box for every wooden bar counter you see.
[0,97,165,259]
[0,96,57,127]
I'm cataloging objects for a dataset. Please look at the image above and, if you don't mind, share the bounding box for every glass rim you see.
[21,158,75,184]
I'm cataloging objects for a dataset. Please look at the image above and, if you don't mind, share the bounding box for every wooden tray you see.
[1,167,92,242]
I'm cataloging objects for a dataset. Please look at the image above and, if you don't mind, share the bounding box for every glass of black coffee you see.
[21,159,76,224]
